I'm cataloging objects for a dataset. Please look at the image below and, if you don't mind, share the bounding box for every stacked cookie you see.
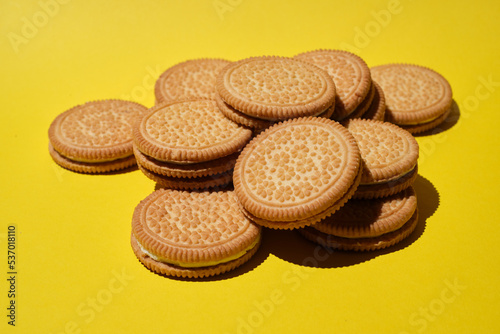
[371,63,453,134]
[294,49,386,122]
[215,56,337,132]
[300,118,420,251]
[48,100,148,173]
[132,99,252,190]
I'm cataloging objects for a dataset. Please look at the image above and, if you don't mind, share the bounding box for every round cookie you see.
[216,56,336,121]
[155,58,231,104]
[370,63,452,131]
[344,119,419,199]
[233,117,362,228]
[133,99,252,163]
[361,80,386,121]
[300,186,418,251]
[48,99,148,173]
[131,189,262,278]
[294,49,372,121]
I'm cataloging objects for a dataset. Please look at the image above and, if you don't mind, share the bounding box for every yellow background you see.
[1,0,499,333]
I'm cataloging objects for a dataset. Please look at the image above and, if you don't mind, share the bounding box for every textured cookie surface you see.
[134,99,252,163]
[370,64,452,125]
[294,49,371,120]
[49,100,148,162]
[345,119,419,184]
[216,56,336,120]
[313,186,417,238]
[155,58,231,104]
[132,189,261,270]
[234,117,361,222]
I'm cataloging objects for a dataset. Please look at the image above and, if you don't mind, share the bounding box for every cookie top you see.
[132,189,261,266]
[233,117,361,221]
[155,58,231,104]
[312,186,417,238]
[362,80,386,121]
[133,99,252,163]
[344,119,418,184]
[48,100,148,162]
[294,49,372,120]
[370,64,452,125]
[216,56,336,120]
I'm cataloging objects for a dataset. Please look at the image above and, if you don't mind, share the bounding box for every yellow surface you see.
[1,0,499,333]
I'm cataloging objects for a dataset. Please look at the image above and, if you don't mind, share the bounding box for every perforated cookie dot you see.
[144,191,251,247]
[228,58,328,105]
[145,100,246,149]
[60,101,144,147]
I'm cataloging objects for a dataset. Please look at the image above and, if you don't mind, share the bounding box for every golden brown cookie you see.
[361,80,386,121]
[370,63,452,131]
[155,58,231,104]
[233,117,362,228]
[300,186,418,251]
[216,56,336,121]
[133,99,252,163]
[131,189,262,278]
[340,81,375,123]
[133,145,238,178]
[294,49,372,121]
[48,99,148,173]
[344,119,419,199]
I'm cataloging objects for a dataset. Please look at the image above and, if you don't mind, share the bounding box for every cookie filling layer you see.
[361,165,416,186]
[137,234,261,268]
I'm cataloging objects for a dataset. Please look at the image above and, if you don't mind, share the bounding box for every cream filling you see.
[138,235,260,268]
[361,165,416,186]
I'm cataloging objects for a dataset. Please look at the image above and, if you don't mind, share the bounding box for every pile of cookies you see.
[47,49,453,278]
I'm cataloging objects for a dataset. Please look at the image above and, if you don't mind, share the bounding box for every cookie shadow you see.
[414,100,460,137]
[267,174,439,268]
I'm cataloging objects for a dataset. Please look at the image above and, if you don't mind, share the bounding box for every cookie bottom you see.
[340,81,375,123]
[353,165,418,199]
[49,143,136,173]
[138,163,233,190]
[397,107,452,134]
[241,164,362,230]
[361,81,386,121]
[131,233,261,278]
[299,209,418,251]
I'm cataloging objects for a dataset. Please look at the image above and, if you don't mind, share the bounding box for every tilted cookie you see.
[48,99,148,173]
[133,99,251,189]
[344,119,419,199]
[361,80,386,121]
[300,186,418,251]
[155,58,231,104]
[294,49,372,121]
[370,63,452,134]
[233,117,362,229]
[131,189,262,278]
[216,56,336,121]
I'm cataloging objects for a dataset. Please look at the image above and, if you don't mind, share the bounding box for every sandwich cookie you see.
[131,189,262,278]
[340,81,376,123]
[361,80,386,121]
[344,119,419,199]
[216,56,336,121]
[233,117,362,229]
[133,99,252,189]
[155,58,231,104]
[294,49,372,121]
[370,64,452,134]
[300,186,418,251]
[48,100,148,173]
